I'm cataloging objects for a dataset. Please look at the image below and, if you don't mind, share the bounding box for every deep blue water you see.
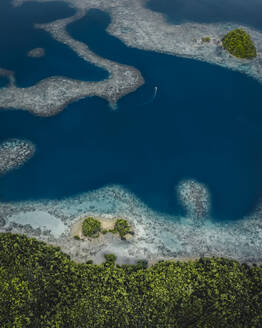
[0,0,107,87]
[1,9,262,221]
[0,76,8,88]
[148,0,262,30]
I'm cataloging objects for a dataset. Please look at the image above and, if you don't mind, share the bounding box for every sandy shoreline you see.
[70,216,116,239]
[71,215,133,242]
[0,184,262,266]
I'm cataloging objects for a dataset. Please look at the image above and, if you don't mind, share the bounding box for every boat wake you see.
[138,86,158,107]
[152,86,158,100]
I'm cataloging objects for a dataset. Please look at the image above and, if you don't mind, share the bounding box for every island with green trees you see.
[73,216,133,240]
[82,217,101,238]
[222,28,257,59]
[0,233,262,327]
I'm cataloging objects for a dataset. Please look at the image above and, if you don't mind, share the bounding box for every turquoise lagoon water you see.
[0,0,107,87]
[0,7,262,221]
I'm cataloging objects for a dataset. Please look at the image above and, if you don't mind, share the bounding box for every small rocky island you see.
[0,139,35,175]
[222,28,257,59]
[27,48,45,58]
[72,216,134,241]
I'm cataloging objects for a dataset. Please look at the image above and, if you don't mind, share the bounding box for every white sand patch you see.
[7,210,66,237]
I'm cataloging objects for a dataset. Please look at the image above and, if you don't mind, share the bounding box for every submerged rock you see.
[0,139,35,175]
[27,47,45,58]
[177,180,210,220]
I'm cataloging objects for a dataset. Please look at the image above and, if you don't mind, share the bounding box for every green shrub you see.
[136,259,148,269]
[104,253,117,264]
[82,217,101,237]
[73,235,80,240]
[101,229,108,235]
[202,37,210,42]
[113,218,131,239]
[222,28,257,59]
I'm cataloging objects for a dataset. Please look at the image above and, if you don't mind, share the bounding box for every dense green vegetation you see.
[0,233,262,327]
[80,217,132,239]
[104,253,117,264]
[222,28,257,59]
[111,218,132,239]
[82,217,101,237]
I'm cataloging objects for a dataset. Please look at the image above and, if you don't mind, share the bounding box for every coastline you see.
[14,0,262,83]
[1,184,262,266]
[0,6,144,116]
[4,0,261,116]
[0,0,261,265]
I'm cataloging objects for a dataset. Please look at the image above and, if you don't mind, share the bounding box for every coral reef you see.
[0,5,143,116]
[3,0,262,265]
[0,139,35,175]
[27,47,45,58]
[177,180,210,220]
[1,184,262,265]
[6,0,262,116]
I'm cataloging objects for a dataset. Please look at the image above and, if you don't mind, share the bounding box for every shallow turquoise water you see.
[0,7,262,222]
